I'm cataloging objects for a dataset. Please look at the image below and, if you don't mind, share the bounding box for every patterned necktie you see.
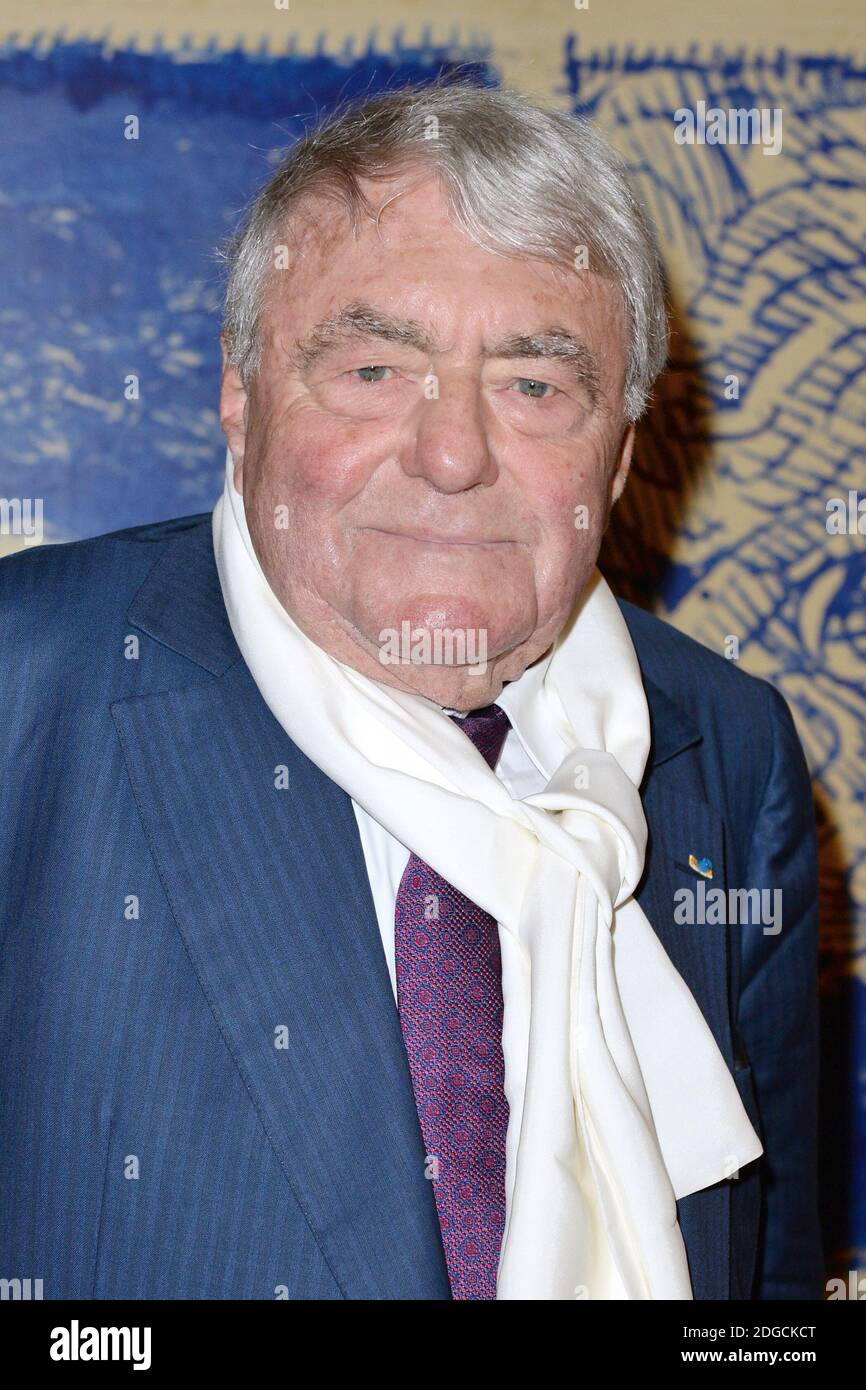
[394,703,512,1300]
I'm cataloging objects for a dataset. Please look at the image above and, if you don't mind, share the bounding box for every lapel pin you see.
[688,854,714,879]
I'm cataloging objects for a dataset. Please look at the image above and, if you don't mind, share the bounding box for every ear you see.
[610,422,636,505]
[219,334,249,491]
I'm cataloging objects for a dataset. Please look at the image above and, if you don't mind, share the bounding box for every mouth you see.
[363,527,517,549]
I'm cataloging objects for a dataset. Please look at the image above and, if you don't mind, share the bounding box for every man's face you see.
[220,171,635,709]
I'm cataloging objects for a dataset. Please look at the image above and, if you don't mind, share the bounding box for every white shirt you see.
[351,647,557,999]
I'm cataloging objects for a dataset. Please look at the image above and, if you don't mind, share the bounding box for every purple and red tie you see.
[394,703,512,1300]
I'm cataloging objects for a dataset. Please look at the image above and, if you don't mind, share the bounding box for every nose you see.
[401,370,498,493]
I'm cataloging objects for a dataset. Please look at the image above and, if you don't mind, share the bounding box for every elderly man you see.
[0,81,823,1301]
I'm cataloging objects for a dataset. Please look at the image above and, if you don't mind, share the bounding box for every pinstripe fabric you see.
[0,523,346,1299]
[0,514,823,1300]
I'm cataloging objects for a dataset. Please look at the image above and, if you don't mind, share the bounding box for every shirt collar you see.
[412,647,568,787]
[494,643,566,784]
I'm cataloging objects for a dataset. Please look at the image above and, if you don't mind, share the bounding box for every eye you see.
[512,377,557,400]
[352,365,394,384]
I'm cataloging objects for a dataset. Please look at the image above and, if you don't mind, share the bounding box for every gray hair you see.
[217,79,669,422]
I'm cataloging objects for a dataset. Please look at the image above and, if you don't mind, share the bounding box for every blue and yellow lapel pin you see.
[688,854,714,879]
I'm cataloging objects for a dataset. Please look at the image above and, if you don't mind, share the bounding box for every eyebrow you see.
[289,300,603,404]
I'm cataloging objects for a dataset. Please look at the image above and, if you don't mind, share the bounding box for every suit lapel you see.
[115,537,450,1297]
[637,773,734,1060]
[633,677,738,1300]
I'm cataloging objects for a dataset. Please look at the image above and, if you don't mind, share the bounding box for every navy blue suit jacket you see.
[0,514,824,1299]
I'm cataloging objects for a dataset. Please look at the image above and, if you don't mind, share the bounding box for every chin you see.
[354,589,532,672]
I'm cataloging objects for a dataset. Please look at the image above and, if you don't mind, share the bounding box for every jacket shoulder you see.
[0,513,210,618]
[616,597,805,881]
[0,512,210,595]
[618,596,777,721]
[0,513,213,687]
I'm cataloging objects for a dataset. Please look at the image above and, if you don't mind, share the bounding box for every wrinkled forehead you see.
[257,168,629,372]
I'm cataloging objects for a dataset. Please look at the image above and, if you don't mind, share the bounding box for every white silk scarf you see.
[212,450,762,1300]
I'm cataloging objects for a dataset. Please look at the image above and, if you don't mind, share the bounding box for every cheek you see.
[249,422,387,574]
[525,447,616,608]
[532,454,612,555]
[261,416,378,510]
[244,414,383,603]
